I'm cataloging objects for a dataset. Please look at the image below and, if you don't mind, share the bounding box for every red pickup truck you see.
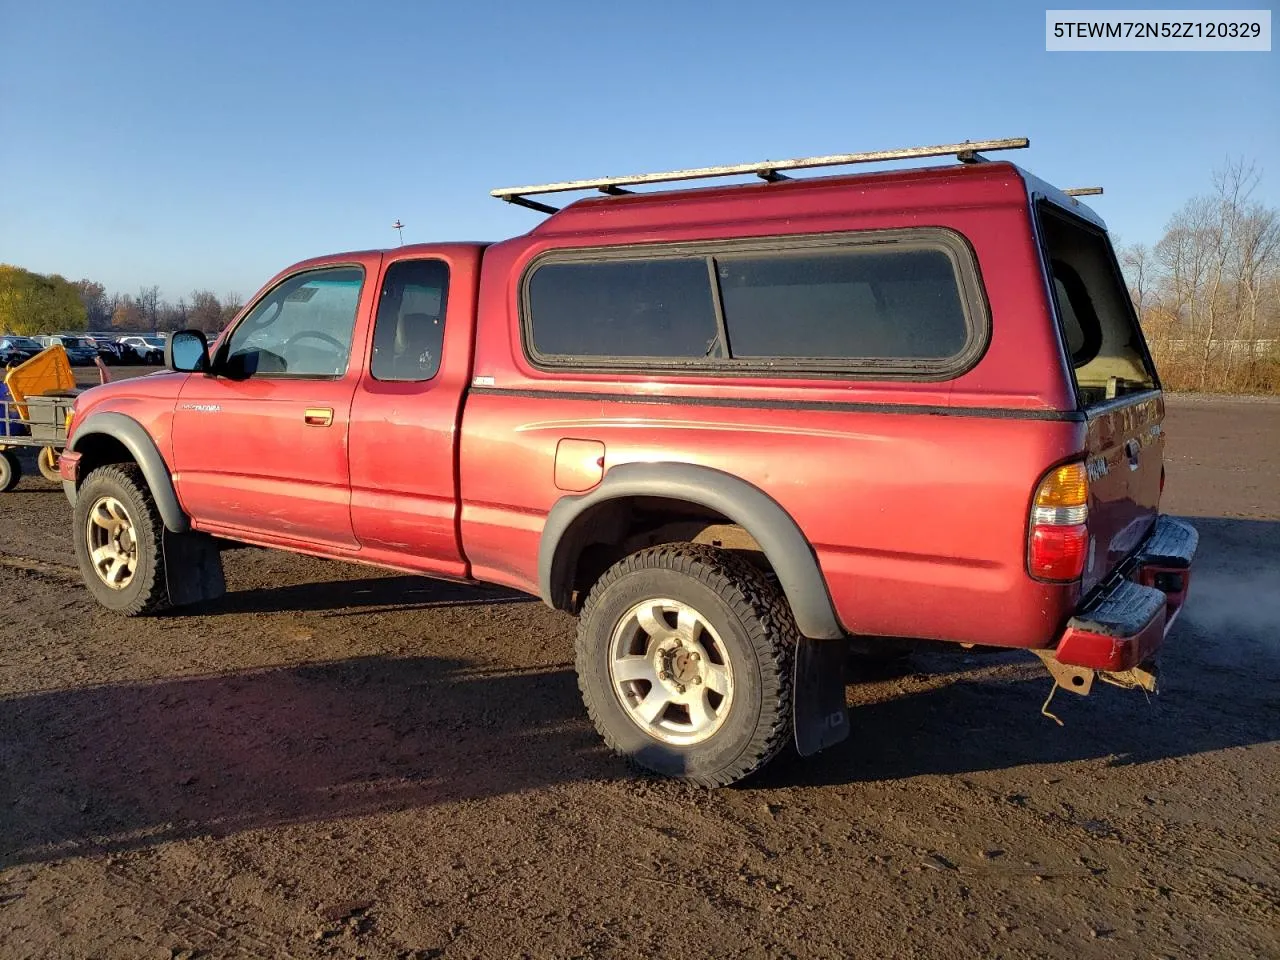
[59,138,1197,786]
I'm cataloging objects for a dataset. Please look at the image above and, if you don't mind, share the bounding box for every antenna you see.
[392,219,405,245]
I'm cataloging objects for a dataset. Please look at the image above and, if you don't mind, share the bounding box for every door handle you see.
[304,407,334,427]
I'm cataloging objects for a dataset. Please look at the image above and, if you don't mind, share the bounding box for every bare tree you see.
[111,295,144,331]
[1134,158,1280,393]
[73,279,109,328]
[1119,242,1160,328]
[158,297,189,332]
[188,290,224,333]
[136,285,161,332]
[222,291,244,326]
[1230,204,1280,382]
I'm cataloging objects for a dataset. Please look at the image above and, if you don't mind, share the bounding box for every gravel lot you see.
[1,389,1276,959]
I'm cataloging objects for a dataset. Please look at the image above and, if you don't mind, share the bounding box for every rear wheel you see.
[576,544,796,787]
[72,464,168,615]
[0,450,20,492]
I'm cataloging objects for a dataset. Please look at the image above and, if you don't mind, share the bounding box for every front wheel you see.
[72,464,169,615]
[576,544,797,787]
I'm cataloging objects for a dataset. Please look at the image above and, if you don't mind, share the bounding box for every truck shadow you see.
[0,656,603,869]
[768,515,1280,789]
[2,518,1274,864]
[4,629,1274,869]
[765,658,1278,790]
[203,573,530,616]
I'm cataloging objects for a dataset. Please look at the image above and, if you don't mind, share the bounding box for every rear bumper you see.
[1051,516,1198,672]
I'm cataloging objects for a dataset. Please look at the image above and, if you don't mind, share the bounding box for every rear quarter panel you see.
[462,395,1085,646]
[462,164,1085,647]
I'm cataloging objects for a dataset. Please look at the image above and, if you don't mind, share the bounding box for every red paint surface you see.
[65,162,1177,650]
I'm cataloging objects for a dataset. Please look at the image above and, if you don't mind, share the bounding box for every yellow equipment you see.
[0,345,82,489]
[4,344,77,419]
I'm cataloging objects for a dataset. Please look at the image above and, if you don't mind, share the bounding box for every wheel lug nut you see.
[693,676,702,685]
[658,671,668,681]
[690,652,700,662]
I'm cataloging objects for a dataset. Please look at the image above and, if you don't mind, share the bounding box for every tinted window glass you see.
[528,258,719,359]
[717,248,969,360]
[371,259,449,382]
[1040,210,1155,406]
[224,267,362,378]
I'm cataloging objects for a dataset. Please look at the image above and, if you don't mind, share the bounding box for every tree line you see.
[77,282,244,335]
[0,266,243,336]
[1121,159,1280,393]
[4,162,1278,393]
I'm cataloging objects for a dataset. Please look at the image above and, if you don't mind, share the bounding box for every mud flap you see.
[162,530,226,608]
[792,636,850,756]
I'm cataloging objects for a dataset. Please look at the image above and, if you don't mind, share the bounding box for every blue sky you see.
[1,0,1276,302]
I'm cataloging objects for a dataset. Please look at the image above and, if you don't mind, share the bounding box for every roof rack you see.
[492,137,1031,214]
[1063,187,1104,197]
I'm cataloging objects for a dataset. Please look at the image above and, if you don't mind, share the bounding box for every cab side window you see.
[223,267,363,378]
[370,260,449,382]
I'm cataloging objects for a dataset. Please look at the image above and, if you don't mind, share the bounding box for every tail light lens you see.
[1029,462,1089,581]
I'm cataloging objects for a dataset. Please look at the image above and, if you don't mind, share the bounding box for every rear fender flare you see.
[539,461,843,640]
[68,411,190,533]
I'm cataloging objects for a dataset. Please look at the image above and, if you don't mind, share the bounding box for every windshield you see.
[60,337,88,348]
[143,337,165,347]
[12,337,42,349]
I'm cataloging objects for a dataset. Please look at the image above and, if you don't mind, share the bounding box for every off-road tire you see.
[0,450,20,492]
[73,464,169,616]
[576,543,797,787]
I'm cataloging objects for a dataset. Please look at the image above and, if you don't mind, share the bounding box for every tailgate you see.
[1037,200,1164,592]
[1082,394,1163,593]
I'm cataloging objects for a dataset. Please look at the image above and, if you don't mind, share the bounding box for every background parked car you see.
[85,333,126,365]
[115,335,166,364]
[37,335,99,366]
[0,335,44,366]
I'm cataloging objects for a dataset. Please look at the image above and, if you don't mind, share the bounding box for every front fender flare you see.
[538,461,843,640]
[68,411,190,533]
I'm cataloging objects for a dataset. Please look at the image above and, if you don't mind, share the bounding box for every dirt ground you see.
[1,391,1276,960]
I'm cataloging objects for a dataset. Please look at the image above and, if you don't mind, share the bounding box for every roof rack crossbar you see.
[1063,186,1104,197]
[501,194,562,214]
[491,137,1030,203]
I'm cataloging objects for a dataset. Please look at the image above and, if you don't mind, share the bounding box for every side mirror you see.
[165,330,210,373]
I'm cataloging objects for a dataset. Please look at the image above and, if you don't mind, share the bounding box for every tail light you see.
[1028,462,1088,582]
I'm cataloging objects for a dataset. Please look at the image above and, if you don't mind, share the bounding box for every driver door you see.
[171,257,380,550]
